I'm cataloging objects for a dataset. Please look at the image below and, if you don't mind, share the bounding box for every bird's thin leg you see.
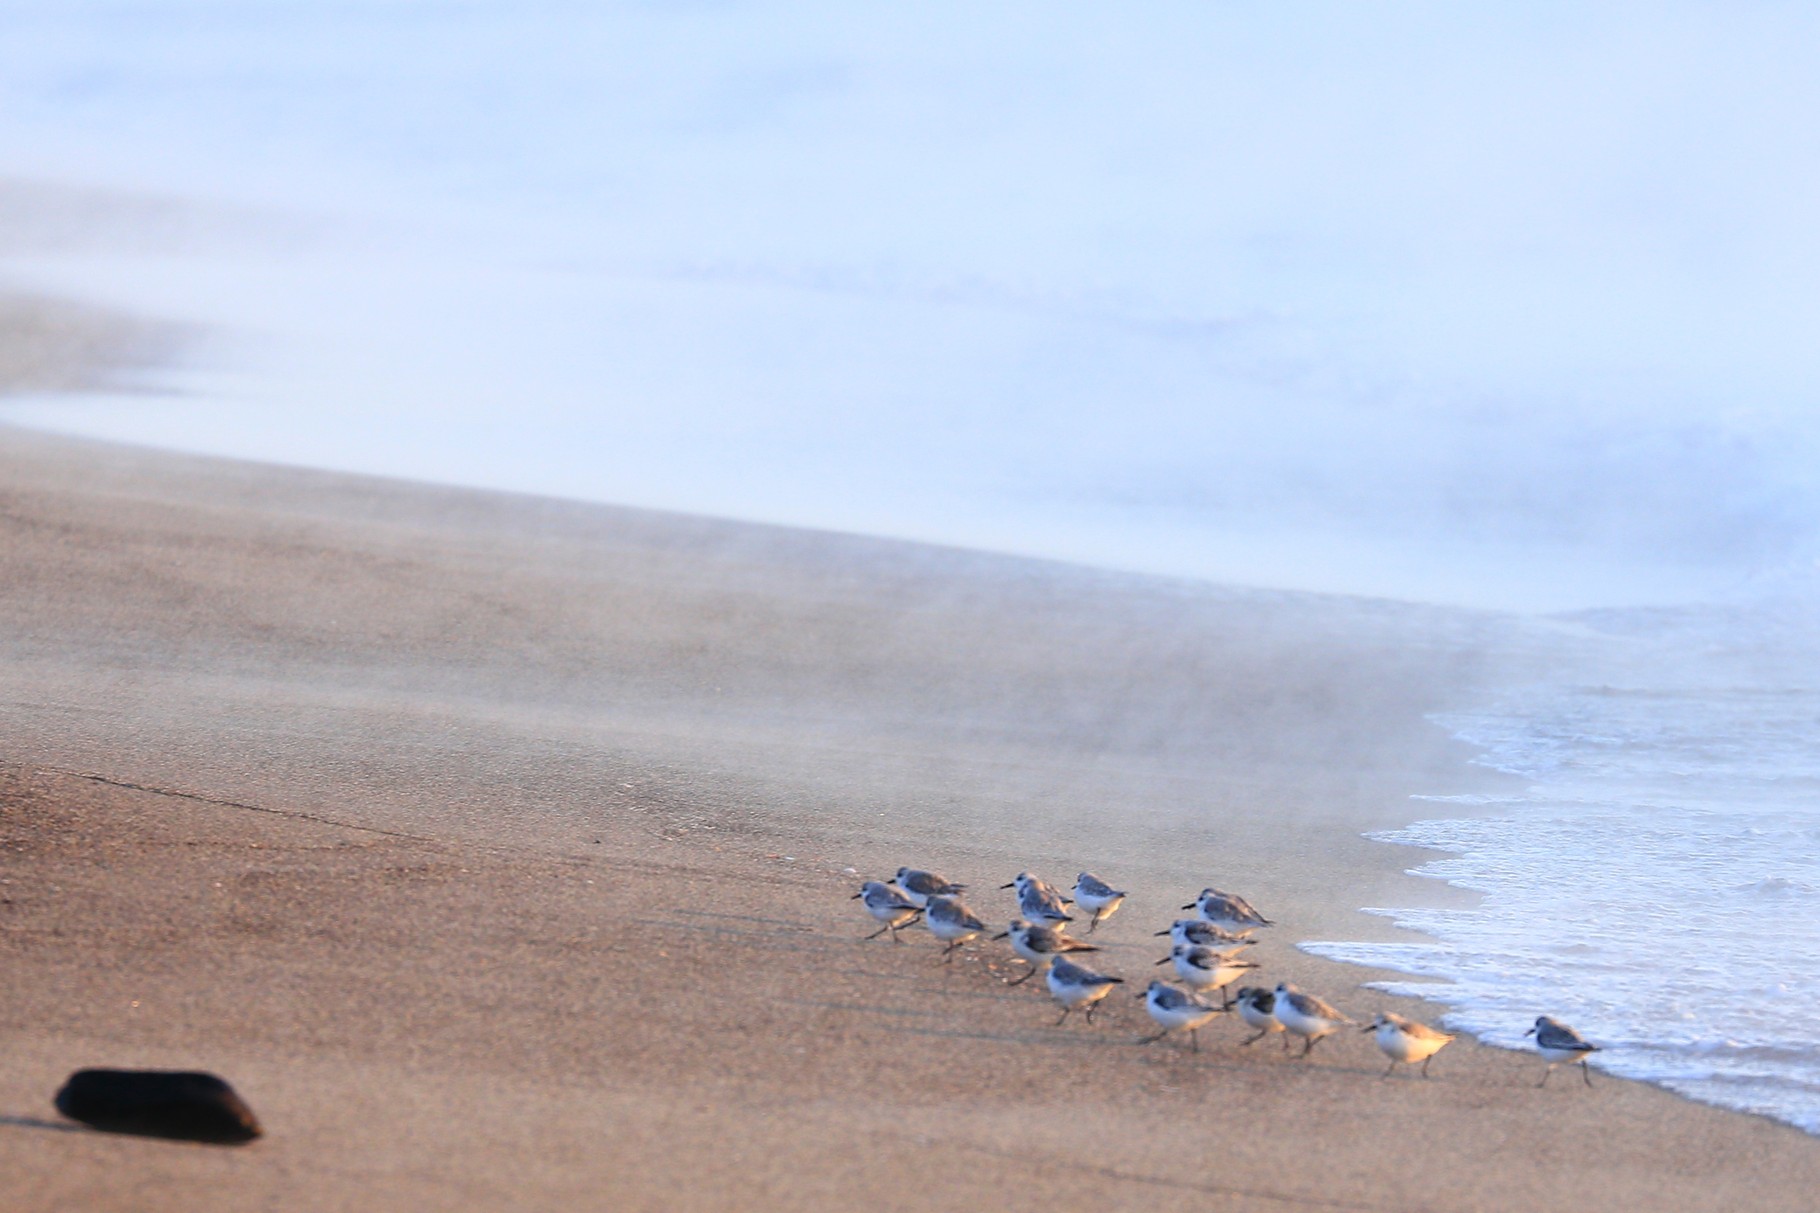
[1539,1064,1554,1088]
[1241,1029,1266,1047]
[1137,1031,1168,1046]
[1581,1060,1594,1088]
[1382,1060,1397,1080]
[1421,1056,1434,1079]
[1008,966,1037,986]
[1190,1029,1200,1054]
[1085,917,1098,935]
[1055,1006,1074,1027]
[864,923,892,941]
[1299,1036,1314,1059]
[1085,1002,1099,1025]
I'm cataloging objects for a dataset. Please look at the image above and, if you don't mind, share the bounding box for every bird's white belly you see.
[1240,1006,1283,1032]
[1277,1007,1334,1037]
[1377,1030,1421,1063]
[1152,1004,1217,1031]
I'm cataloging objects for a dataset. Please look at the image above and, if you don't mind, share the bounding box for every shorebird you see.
[1136,981,1223,1052]
[1018,887,1074,930]
[1234,986,1289,1050]
[1184,888,1272,933]
[853,880,923,941]
[1159,944,1258,1009]
[992,919,1099,985]
[1273,982,1355,1057]
[1525,1016,1599,1087]
[1155,919,1257,953]
[1071,872,1127,933]
[924,895,990,962]
[1046,956,1124,1025]
[893,867,965,908]
[1001,872,1073,930]
[1364,1012,1456,1079]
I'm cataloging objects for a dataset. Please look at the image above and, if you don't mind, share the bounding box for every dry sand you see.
[2,334,1818,1208]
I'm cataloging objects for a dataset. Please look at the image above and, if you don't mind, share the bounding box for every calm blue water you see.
[2,2,1819,1130]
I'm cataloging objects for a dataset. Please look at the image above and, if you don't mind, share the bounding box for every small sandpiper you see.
[853,880,923,941]
[992,918,1099,984]
[1136,981,1223,1052]
[893,867,966,908]
[1002,872,1073,930]
[1046,956,1125,1025]
[1071,872,1127,933]
[1184,888,1272,932]
[1159,944,1258,1009]
[1155,919,1257,954]
[1019,887,1074,930]
[1364,1012,1456,1079]
[1234,986,1289,1050]
[1525,1016,1600,1087]
[924,895,991,962]
[1273,982,1355,1058]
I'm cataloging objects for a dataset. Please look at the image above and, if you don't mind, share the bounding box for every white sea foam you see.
[1307,602,1820,1132]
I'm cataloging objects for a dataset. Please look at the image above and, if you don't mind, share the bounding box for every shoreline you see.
[4,422,1818,1209]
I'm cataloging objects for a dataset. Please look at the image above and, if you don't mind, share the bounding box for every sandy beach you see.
[3,300,1819,1209]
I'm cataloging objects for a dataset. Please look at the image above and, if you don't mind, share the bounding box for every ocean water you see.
[1,2,1819,1131]
[1308,593,1820,1131]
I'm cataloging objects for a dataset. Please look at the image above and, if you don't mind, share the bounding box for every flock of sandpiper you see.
[855,868,1602,1086]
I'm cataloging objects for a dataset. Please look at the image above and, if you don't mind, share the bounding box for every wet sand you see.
[3,400,1819,1208]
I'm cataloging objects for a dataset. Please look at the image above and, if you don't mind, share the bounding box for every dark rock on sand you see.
[54,1069,263,1144]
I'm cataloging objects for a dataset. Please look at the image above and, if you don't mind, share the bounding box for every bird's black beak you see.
[990,932,1008,940]
[1154,956,1169,966]
[1180,903,1194,910]
[999,882,1017,890]
[1358,1023,1376,1034]
[1152,928,1170,936]
[850,892,862,899]
[1523,1027,1536,1037]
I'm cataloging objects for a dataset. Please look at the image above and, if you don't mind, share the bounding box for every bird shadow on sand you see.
[786,994,1450,1078]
